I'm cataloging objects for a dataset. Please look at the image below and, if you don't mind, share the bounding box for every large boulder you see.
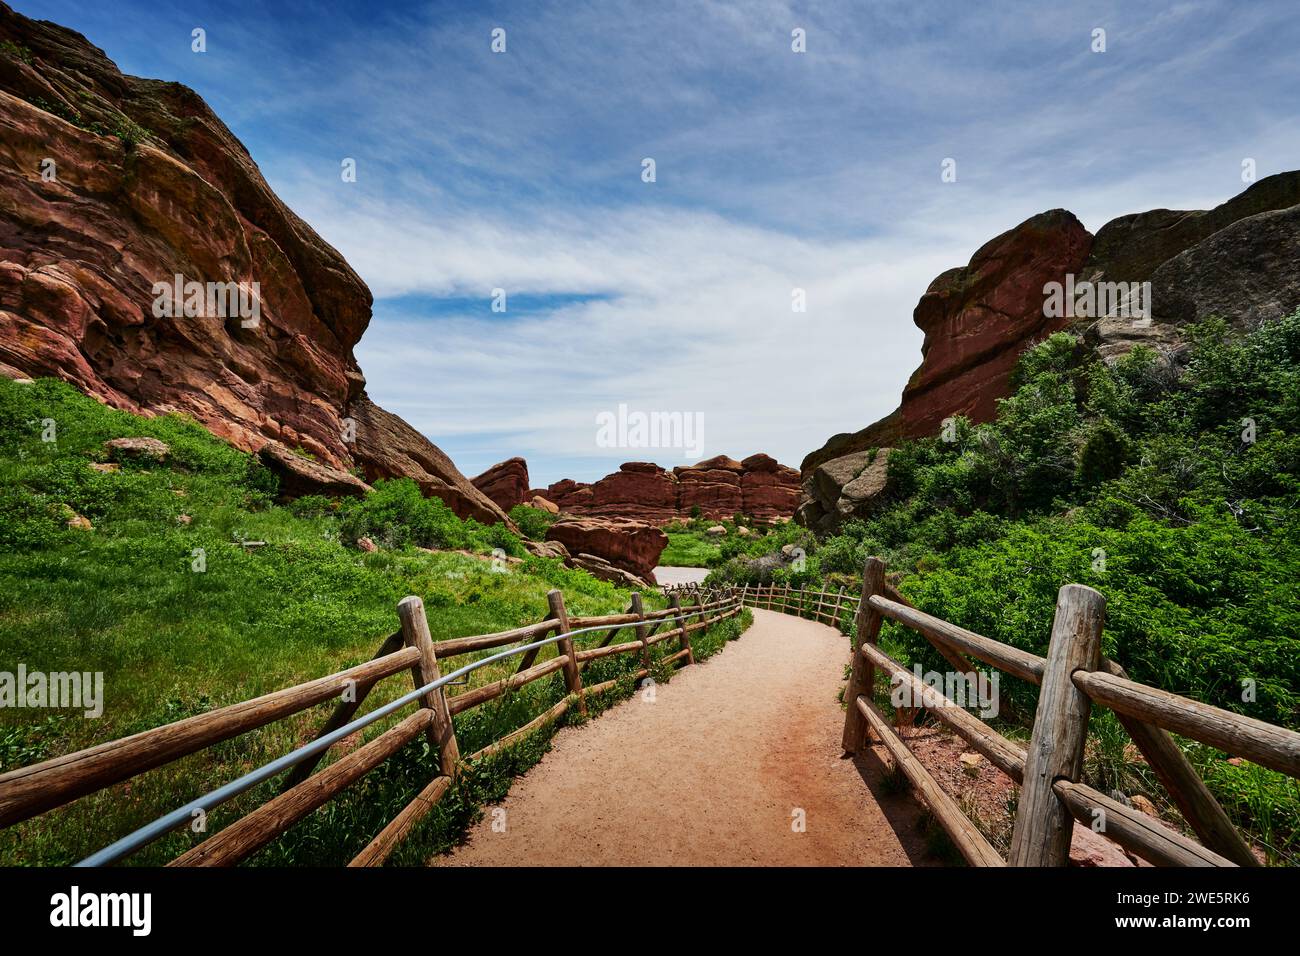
[471,457,530,512]
[567,553,655,590]
[0,3,506,523]
[545,516,667,583]
[797,448,893,534]
[259,441,371,500]
[1084,175,1300,360]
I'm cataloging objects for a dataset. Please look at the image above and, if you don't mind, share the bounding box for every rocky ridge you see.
[0,3,507,525]
[523,453,800,525]
[799,172,1300,532]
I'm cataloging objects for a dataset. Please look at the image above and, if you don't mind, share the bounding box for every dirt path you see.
[433,608,932,866]
[652,565,709,586]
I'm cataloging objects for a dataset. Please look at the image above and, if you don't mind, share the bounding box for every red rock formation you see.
[740,453,801,520]
[674,458,744,517]
[799,172,1300,532]
[544,517,668,583]
[471,457,530,512]
[587,462,678,522]
[901,209,1093,438]
[797,210,1092,531]
[534,454,800,525]
[0,3,508,525]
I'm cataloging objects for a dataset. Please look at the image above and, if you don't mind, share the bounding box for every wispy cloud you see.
[22,0,1300,484]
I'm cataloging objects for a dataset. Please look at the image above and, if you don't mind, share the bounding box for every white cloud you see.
[286,191,962,484]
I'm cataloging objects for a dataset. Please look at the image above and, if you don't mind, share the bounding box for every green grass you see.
[0,377,754,865]
[660,529,721,566]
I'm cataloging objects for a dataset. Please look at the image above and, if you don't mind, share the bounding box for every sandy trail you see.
[652,565,709,586]
[433,608,931,866]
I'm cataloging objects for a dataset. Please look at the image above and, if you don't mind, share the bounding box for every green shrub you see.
[508,503,558,540]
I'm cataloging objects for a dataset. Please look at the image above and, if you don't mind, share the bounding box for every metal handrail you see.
[76,595,740,867]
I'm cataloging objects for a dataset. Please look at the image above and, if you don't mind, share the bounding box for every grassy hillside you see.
[0,377,749,865]
[709,310,1300,862]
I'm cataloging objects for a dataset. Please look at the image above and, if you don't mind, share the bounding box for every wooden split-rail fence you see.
[742,561,1300,866]
[0,586,741,866]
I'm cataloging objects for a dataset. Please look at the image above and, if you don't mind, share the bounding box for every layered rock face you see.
[799,172,1300,533]
[531,453,800,525]
[0,3,507,525]
[1081,172,1300,360]
[471,457,530,512]
[544,517,668,585]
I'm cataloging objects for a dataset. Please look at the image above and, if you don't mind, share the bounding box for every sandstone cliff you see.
[799,172,1300,532]
[527,453,800,525]
[471,457,530,512]
[0,3,507,525]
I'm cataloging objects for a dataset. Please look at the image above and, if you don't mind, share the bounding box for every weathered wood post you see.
[631,591,651,671]
[547,589,587,716]
[682,591,700,665]
[833,587,845,629]
[1009,584,1106,866]
[397,596,461,777]
[841,557,885,754]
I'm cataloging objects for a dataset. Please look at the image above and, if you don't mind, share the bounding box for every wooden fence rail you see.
[0,585,742,867]
[739,562,1297,868]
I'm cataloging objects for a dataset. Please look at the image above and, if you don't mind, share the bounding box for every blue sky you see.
[19,0,1300,485]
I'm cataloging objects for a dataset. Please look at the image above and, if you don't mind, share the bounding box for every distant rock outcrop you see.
[0,3,508,526]
[545,516,668,585]
[531,453,800,525]
[799,172,1300,532]
[471,457,530,512]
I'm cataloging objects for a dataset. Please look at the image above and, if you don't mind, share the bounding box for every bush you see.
[335,478,525,557]
[508,503,558,541]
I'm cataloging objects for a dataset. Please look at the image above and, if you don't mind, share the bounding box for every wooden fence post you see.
[841,557,886,754]
[547,589,587,716]
[833,587,845,630]
[631,592,651,671]
[681,592,699,665]
[397,596,461,777]
[1009,584,1106,866]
